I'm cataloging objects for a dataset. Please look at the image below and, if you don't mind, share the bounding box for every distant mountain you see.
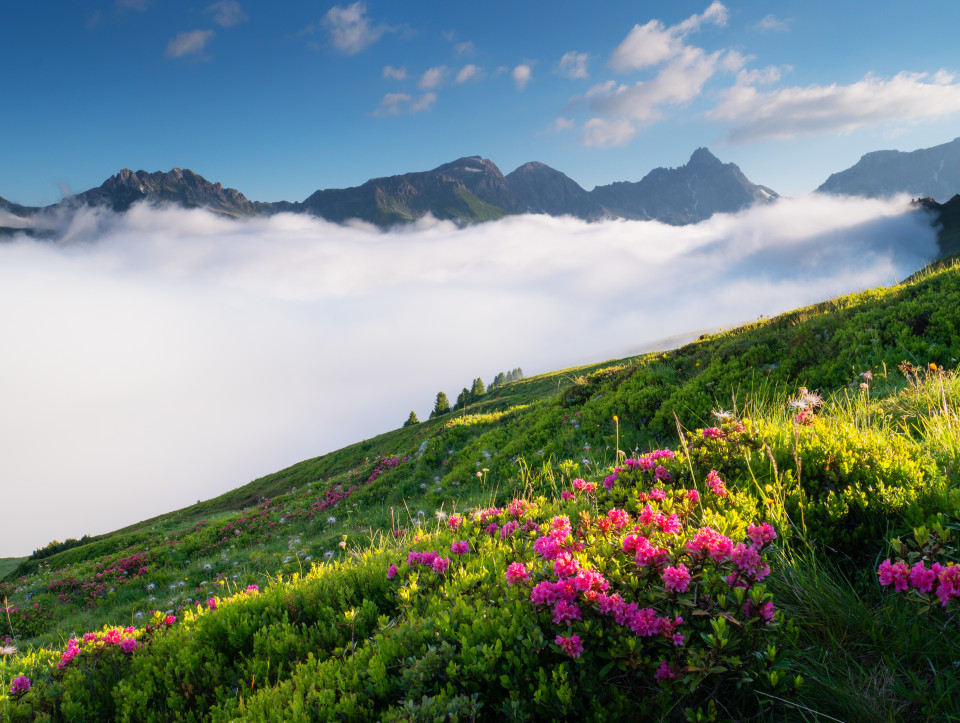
[0,149,779,233]
[590,148,778,225]
[70,168,275,217]
[297,160,507,225]
[505,162,605,219]
[817,137,960,201]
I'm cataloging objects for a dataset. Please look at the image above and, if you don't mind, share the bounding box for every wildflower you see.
[387,564,399,580]
[506,562,530,585]
[434,510,448,522]
[327,516,337,524]
[746,522,777,548]
[662,564,691,593]
[324,551,335,560]
[705,470,727,497]
[654,661,677,681]
[555,633,583,658]
[607,508,630,528]
[451,540,470,555]
[560,490,575,501]
[0,645,18,657]
[702,427,724,440]
[120,637,138,654]
[9,675,30,697]
[877,559,910,592]
[552,600,582,625]
[447,514,463,530]
[530,581,559,605]
[431,557,450,574]
[550,516,572,538]
[500,521,520,539]
[712,409,734,421]
[553,552,580,578]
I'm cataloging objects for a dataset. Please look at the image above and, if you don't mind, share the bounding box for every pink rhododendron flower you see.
[573,569,609,593]
[686,489,700,504]
[649,488,666,501]
[530,581,560,605]
[208,597,218,610]
[908,562,937,593]
[506,498,532,519]
[702,427,723,440]
[120,637,138,654]
[662,564,691,593]
[706,470,727,496]
[500,521,519,539]
[387,564,398,580]
[451,540,470,555]
[82,633,98,643]
[607,508,630,528]
[447,514,463,530]
[9,675,30,696]
[634,537,669,569]
[936,564,960,606]
[506,562,530,585]
[246,585,259,594]
[432,557,450,573]
[659,513,682,535]
[747,522,777,548]
[550,516,572,537]
[534,535,561,560]
[103,629,122,645]
[552,600,582,625]
[878,559,910,592]
[603,474,618,489]
[164,615,176,626]
[686,527,733,562]
[485,522,500,536]
[553,552,580,578]
[555,633,583,658]
[560,490,575,501]
[407,551,423,566]
[655,660,677,680]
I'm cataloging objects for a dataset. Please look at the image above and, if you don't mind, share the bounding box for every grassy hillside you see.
[3,262,960,720]
[0,559,23,580]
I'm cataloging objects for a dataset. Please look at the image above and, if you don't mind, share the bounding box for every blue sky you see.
[5,0,960,207]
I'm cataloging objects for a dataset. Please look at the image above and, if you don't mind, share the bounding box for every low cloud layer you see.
[0,196,937,555]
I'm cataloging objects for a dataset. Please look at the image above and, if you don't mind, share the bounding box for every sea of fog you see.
[0,195,938,555]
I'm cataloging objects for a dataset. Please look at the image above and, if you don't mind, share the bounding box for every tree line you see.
[402,368,524,426]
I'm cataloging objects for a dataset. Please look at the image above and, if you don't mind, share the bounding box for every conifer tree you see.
[430,391,451,418]
[454,388,470,411]
[470,377,485,399]
[403,410,419,427]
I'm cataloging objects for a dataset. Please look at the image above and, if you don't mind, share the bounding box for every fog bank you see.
[0,195,937,555]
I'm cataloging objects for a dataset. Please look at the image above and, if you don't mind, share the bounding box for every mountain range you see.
[817,137,960,201]
[0,148,778,233]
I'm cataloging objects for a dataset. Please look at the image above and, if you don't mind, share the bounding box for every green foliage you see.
[430,391,451,419]
[402,410,419,427]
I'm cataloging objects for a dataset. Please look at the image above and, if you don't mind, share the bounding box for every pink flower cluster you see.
[702,427,724,440]
[450,540,470,555]
[57,626,141,669]
[8,675,30,696]
[398,550,452,575]
[555,633,583,658]
[604,450,676,489]
[878,559,960,606]
[705,470,727,497]
[571,478,596,495]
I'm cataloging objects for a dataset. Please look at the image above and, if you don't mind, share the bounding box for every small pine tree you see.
[454,388,470,411]
[470,377,485,399]
[403,410,419,427]
[430,391,451,418]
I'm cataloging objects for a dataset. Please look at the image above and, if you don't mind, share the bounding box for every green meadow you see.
[3,261,960,721]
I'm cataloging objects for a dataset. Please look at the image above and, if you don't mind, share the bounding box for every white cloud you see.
[455,41,476,57]
[373,91,436,116]
[513,64,532,90]
[581,117,637,147]
[557,51,590,80]
[165,30,215,58]
[383,65,407,80]
[205,1,247,27]
[544,117,575,134]
[321,1,390,56]
[609,1,727,72]
[578,3,737,147]
[736,65,789,86]
[456,64,484,84]
[419,66,448,90]
[588,46,734,125]
[0,197,935,556]
[709,70,960,143]
[754,14,790,32]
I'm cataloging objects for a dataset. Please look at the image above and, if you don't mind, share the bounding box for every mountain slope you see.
[817,137,960,201]
[505,161,606,219]
[4,261,960,720]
